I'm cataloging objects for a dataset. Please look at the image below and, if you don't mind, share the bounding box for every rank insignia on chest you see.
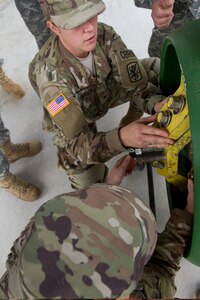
[47,93,70,117]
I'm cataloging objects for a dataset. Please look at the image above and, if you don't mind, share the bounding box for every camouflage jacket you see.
[29,23,164,168]
[0,184,157,299]
[134,0,200,18]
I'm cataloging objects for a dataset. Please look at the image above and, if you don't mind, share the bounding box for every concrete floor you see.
[0,0,200,298]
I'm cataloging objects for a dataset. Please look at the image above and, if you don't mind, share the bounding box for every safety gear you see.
[2,184,156,298]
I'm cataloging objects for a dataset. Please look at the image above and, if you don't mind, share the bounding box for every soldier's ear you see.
[46,20,60,35]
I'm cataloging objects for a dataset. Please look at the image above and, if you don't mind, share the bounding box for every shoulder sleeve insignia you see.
[47,93,70,117]
[127,62,142,82]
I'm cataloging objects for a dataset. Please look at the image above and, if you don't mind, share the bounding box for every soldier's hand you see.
[154,97,168,112]
[152,0,174,29]
[106,155,136,185]
[119,114,174,149]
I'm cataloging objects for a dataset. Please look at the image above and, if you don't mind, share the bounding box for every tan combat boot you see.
[0,67,25,99]
[0,139,42,163]
[0,172,40,201]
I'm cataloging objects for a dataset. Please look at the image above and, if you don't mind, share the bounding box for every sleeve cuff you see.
[105,128,126,154]
[170,208,194,229]
[146,94,166,115]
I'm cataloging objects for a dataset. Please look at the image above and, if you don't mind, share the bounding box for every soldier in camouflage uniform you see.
[134,0,200,57]
[14,0,51,49]
[29,0,173,190]
[0,156,194,299]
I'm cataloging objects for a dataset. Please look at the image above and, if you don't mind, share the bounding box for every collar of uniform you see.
[93,41,111,84]
[58,39,92,83]
[58,39,75,67]
[58,38,111,84]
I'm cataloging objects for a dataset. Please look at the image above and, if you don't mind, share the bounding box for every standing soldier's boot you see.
[0,66,25,99]
[0,139,42,163]
[0,172,40,201]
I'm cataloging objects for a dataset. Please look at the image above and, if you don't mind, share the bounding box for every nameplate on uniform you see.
[47,93,70,117]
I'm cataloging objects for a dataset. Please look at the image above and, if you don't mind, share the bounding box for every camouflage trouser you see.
[0,59,3,80]
[148,0,194,57]
[58,147,109,190]
[68,164,108,190]
[189,0,200,18]
[0,58,3,68]
[0,115,10,179]
[14,0,51,49]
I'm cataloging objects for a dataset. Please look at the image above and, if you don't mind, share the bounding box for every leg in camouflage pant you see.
[0,151,9,180]
[148,0,194,57]
[14,0,51,49]
[0,114,10,180]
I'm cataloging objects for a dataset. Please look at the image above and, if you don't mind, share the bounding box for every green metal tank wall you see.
[160,19,200,266]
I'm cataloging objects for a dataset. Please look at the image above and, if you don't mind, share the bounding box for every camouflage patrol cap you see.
[20,184,157,299]
[40,0,106,29]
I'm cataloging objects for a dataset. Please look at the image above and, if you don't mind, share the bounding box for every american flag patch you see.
[47,93,70,117]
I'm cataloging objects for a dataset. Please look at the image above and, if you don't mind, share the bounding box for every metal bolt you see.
[167,96,186,114]
[157,110,172,127]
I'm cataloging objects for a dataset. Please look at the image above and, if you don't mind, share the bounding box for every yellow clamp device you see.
[153,77,191,190]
